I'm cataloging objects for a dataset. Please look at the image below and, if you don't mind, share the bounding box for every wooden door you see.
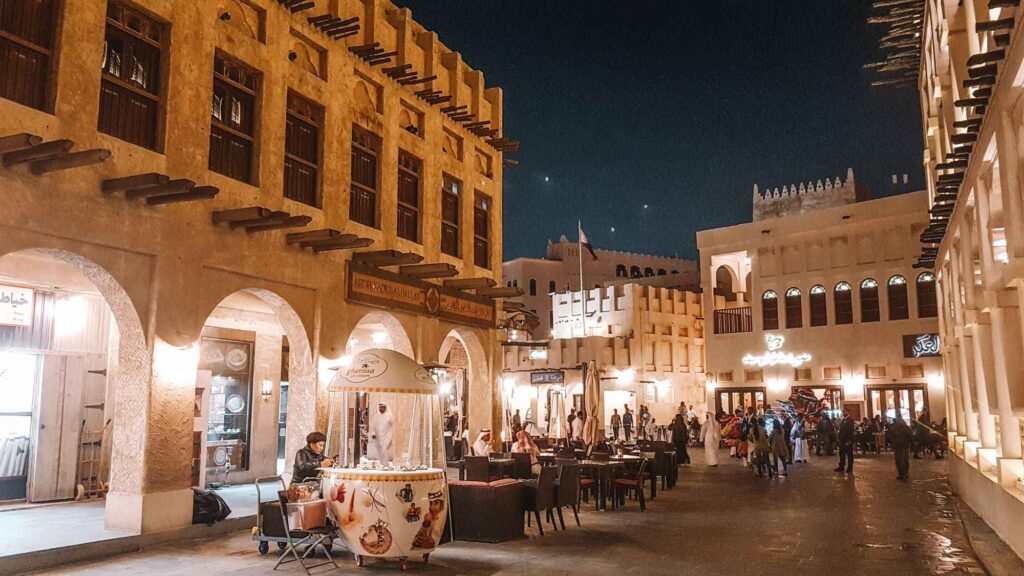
[31,355,84,502]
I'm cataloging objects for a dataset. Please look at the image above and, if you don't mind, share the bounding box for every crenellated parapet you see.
[752,168,867,221]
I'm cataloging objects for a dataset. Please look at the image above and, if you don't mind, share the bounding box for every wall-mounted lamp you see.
[528,348,548,361]
[261,379,274,401]
[617,367,635,384]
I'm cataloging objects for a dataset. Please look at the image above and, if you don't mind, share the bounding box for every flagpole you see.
[578,220,586,337]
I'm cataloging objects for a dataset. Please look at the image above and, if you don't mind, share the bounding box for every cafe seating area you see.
[445,438,681,543]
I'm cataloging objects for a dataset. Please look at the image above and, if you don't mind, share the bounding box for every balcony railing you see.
[714,307,752,335]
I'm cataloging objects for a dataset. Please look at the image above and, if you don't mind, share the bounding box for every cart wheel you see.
[258,541,269,555]
[422,553,430,563]
[277,541,287,550]
[355,555,364,567]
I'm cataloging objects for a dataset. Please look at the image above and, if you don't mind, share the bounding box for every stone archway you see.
[0,248,151,527]
[198,288,316,480]
[437,327,491,437]
[346,310,415,359]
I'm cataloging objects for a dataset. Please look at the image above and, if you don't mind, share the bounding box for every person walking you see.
[835,410,855,474]
[889,415,913,480]
[770,419,788,476]
[700,412,721,466]
[819,414,836,456]
[639,405,652,439]
[782,416,794,464]
[670,414,691,465]
[752,418,772,477]
[610,409,622,440]
[622,407,634,441]
[790,416,807,463]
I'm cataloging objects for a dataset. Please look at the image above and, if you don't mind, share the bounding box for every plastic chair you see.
[272,491,337,574]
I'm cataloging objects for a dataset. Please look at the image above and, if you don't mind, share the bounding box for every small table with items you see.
[577,460,625,511]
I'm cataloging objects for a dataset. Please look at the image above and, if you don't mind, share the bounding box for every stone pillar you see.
[997,112,1024,260]
[970,322,999,448]
[957,340,981,441]
[992,301,1024,459]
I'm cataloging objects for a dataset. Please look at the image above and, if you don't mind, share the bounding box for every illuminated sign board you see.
[530,371,564,385]
[742,334,811,368]
[903,333,940,358]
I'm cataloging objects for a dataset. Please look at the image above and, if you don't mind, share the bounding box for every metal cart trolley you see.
[252,476,341,555]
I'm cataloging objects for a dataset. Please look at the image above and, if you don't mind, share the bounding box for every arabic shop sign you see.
[0,284,34,328]
[903,333,941,358]
[742,334,812,368]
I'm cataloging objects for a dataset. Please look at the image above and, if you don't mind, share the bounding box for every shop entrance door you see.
[867,385,928,422]
[0,352,38,501]
[715,387,767,415]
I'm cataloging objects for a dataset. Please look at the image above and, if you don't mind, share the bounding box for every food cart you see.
[321,349,448,570]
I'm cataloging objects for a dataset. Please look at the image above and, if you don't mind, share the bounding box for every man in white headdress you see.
[369,402,395,464]
[701,412,722,467]
[472,429,493,457]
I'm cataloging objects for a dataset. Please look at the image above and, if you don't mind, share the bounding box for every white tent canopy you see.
[328,348,437,394]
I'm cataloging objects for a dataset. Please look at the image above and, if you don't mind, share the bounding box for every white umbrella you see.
[581,361,601,447]
[328,348,437,394]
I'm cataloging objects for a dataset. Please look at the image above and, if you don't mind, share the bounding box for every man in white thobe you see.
[472,430,493,457]
[369,402,395,464]
[701,412,721,467]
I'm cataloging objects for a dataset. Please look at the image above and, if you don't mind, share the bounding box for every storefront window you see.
[200,337,253,472]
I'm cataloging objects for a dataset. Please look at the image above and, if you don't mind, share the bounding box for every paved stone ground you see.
[29,449,989,576]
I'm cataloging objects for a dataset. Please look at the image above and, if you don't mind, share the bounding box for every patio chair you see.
[612,458,649,512]
[524,465,559,535]
[272,491,337,575]
[555,463,582,529]
[463,455,491,482]
[511,452,534,479]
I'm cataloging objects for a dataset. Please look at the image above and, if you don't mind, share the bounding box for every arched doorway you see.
[0,248,149,520]
[332,311,415,464]
[195,288,314,486]
[437,327,490,444]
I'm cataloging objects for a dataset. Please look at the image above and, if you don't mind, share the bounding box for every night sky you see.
[393,1,924,261]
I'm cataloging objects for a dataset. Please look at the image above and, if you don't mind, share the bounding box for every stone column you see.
[957,339,981,442]
[992,301,1024,459]
[997,112,1024,261]
[970,322,998,448]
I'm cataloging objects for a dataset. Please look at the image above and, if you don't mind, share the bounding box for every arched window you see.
[529,278,537,296]
[834,282,853,325]
[512,279,518,288]
[549,280,556,294]
[657,269,667,276]
[616,264,627,278]
[506,281,511,287]
[887,275,909,320]
[671,270,679,275]
[644,267,654,277]
[809,285,827,326]
[762,290,779,330]
[860,278,880,322]
[785,287,802,328]
[917,272,938,318]
[630,265,641,278]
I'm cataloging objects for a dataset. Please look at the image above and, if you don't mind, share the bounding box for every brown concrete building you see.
[0,0,515,535]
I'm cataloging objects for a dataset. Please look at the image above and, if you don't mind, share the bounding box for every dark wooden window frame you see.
[762,290,779,330]
[283,90,322,207]
[209,52,260,184]
[834,282,853,325]
[866,383,929,422]
[714,386,767,415]
[396,150,421,242]
[809,285,827,327]
[98,1,167,151]
[0,0,62,112]
[473,191,491,269]
[784,287,802,329]
[887,275,910,321]
[860,278,880,323]
[916,273,938,318]
[441,173,461,257]
[350,125,380,228]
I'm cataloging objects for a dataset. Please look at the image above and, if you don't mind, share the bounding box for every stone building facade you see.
[915,0,1024,558]
[753,168,869,222]
[502,283,706,434]
[0,0,511,535]
[698,181,944,424]
[502,236,699,337]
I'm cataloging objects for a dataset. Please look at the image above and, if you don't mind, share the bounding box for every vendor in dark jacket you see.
[835,411,856,474]
[292,431,334,484]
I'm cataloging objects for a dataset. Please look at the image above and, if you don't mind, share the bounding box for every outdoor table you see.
[578,460,625,511]
[488,457,514,479]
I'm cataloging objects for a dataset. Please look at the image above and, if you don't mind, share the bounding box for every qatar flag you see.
[578,222,597,260]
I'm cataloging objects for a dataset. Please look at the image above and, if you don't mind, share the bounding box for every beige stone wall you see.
[0,0,505,533]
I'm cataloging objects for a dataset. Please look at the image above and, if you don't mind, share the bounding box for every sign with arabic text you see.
[0,284,34,328]
[346,261,495,329]
[903,333,941,358]
[742,334,812,368]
